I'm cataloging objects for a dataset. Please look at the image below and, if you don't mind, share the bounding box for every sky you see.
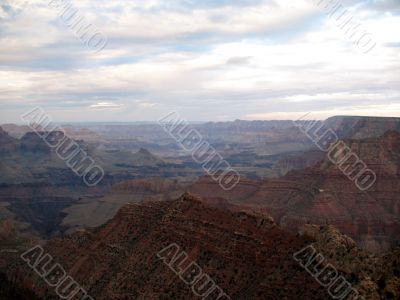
[0,0,399,122]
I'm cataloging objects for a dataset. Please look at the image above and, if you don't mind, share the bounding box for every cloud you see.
[226,56,253,65]
[89,101,123,109]
[0,0,399,122]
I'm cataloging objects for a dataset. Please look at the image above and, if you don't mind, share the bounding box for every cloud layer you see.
[0,0,399,122]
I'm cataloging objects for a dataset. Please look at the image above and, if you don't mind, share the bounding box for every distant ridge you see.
[324,115,400,139]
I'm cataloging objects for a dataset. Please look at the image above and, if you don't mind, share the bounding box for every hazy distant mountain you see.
[0,124,39,139]
[325,115,400,139]
[0,129,200,239]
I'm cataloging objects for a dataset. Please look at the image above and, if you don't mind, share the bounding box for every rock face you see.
[61,178,190,232]
[9,195,399,300]
[0,129,65,155]
[61,175,259,232]
[0,183,106,238]
[0,127,18,154]
[0,128,200,240]
[0,123,43,139]
[282,130,400,252]
[324,116,400,139]
[186,131,400,253]
[300,224,400,300]
[56,129,400,253]
[22,194,331,300]
[0,129,107,238]
[274,149,325,176]
[68,128,399,252]
[19,132,52,154]
[130,147,165,166]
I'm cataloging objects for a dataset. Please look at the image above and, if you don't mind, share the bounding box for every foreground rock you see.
[8,194,399,299]
[13,194,330,299]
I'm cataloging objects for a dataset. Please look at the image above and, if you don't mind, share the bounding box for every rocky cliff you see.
[19,194,330,299]
[300,225,400,299]
[324,116,400,139]
[9,195,400,299]
[186,131,400,253]
[0,127,18,154]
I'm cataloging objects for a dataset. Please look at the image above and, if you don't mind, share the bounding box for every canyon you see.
[5,194,399,299]
[0,115,400,299]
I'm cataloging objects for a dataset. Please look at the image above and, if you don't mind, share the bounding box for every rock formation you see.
[186,131,400,253]
[8,195,399,299]
[13,194,330,299]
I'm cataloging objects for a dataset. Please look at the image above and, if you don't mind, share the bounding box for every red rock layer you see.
[188,131,400,253]
[25,194,329,300]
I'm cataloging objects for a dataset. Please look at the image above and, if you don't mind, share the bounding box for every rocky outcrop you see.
[0,127,18,154]
[60,178,189,232]
[16,194,330,299]
[324,116,400,139]
[61,178,276,234]
[57,129,400,253]
[0,183,106,238]
[8,195,399,300]
[274,149,324,176]
[19,132,51,154]
[186,131,400,253]
[0,123,44,139]
[282,130,400,252]
[18,131,65,154]
[130,147,165,166]
[300,225,400,300]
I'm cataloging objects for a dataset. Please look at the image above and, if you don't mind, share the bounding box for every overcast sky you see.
[0,0,399,122]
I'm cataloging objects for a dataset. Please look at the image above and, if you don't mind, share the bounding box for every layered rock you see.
[186,131,400,252]
[274,149,324,176]
[300,225,400,300]
[324,116,400,139]
[14,194,330,300]
[61,178,189,232]
[9,195,399,300]
[54,129,400,253]
[282,130,400,252]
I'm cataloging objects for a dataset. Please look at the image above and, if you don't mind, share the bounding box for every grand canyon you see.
[0,116,399,299]
[1,0,399,299]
